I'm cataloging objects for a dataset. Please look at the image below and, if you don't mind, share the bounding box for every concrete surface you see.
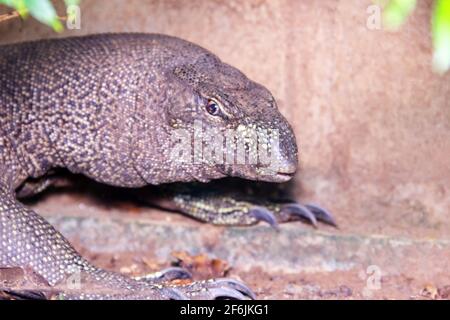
[26,187,450,299]
[1,0,450,299]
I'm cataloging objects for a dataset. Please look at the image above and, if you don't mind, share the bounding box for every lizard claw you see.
[280,203,318,227]
[249,206,279,229]
[305,203,337,227]
[207,287,246,300]
[134,267,192,283]
[212,278,256,299]
[0,290,47,300]
[177,278,255,300]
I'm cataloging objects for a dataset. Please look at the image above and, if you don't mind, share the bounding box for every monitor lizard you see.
[0,33,335,299]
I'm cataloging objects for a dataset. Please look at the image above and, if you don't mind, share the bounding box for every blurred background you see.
[1,0,449,299]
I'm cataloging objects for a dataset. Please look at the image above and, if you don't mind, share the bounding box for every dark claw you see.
[134,267,192,283]
[1,290,47,300]
[208,287,246,300]
[305,203,337,227]
[213,278,256,300]
[249,206,279,229]
[281,203,318,227]
[159,267,192,281]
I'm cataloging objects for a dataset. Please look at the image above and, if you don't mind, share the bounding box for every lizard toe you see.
[134,267,192,283]
[280,203,318,227]
[211,278,256,299]
[305,203,337,227]
[177,278,255,300]
[248,207,279,229]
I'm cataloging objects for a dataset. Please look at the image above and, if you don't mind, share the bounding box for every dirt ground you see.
[25,183,450,300]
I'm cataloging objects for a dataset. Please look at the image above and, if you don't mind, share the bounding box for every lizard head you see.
[149,51,299,184]
[128,38,298,185]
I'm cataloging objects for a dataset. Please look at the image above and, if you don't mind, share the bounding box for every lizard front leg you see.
[141,181,337,228]
[0,186,254,299]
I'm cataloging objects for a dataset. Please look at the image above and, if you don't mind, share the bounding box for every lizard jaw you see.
[251,169,296,183]
[255,158,298,183]
[272,171,296,182]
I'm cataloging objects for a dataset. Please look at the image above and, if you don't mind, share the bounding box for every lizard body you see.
[0,33,333,299]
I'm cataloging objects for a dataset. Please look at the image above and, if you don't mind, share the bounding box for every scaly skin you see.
[0,33,332,299]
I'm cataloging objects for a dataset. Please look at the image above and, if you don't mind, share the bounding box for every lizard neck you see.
[5,108,64,184]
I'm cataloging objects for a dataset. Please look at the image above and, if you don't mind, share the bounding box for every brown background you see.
[1,0,449,298]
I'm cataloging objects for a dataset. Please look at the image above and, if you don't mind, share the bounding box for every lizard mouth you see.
[255,166,297,183]
[272,158,298,182]
[272,171,296,182]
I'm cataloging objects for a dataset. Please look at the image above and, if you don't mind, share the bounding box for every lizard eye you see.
[206,99,220,116]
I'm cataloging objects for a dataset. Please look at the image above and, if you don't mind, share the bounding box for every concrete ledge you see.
[46,213,450,280]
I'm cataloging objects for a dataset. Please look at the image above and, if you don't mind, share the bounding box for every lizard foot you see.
[176,278,255,300]
[133,267,192,283]
[159,190,337,228]
[0,266,253,300]
[140,180,337,228]
[4,277,254,300]
[134,269,255,300]
[55,276,255,300]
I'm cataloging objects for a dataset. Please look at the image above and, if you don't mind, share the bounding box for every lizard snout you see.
[270,157,298,183]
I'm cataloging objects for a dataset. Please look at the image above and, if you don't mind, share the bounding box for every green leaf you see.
[0,0,17,6]
[432,0,450,74]
[23,0,63,32]
[383,0,417,31]
[64,0,80,6]
[0,0,28,17]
